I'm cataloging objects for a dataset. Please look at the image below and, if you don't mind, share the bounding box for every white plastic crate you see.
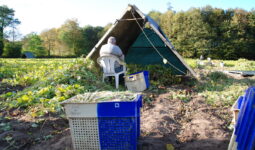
[125,71,149,92]
[64,103,100,150]
[69,118,100,150]
[231,100,239,126]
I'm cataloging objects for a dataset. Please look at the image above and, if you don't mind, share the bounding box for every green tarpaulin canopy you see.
[126,28,187,75]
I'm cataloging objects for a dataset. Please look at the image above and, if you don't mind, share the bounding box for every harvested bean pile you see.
[62,91,138,103]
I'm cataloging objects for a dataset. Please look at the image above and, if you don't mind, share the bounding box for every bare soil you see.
[0,113,69,150]
[0,89,232,150]
[139,91,231,150]
[0,82,24,95]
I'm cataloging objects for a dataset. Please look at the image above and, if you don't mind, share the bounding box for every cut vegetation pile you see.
[0,58,255,149]
[64,91,138,103]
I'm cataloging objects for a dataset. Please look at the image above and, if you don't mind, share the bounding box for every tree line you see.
[21,20,111,57]
[0,5,255,59]
[151,6,255,60]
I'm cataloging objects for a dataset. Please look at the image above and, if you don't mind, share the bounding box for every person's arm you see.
[120,54,124,61]
[99,45,106,56]
[114,46,124,61]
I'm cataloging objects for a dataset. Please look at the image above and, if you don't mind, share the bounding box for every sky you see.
[1,0,254,36]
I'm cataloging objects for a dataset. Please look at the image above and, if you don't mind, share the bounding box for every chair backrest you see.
[97,56,121,74]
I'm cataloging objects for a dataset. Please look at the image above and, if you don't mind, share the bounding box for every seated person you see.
[99,36,124,73]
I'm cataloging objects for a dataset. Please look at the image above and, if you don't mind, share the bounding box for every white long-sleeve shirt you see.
[100,43,124,61]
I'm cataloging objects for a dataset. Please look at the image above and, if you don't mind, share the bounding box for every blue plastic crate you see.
[97,94,142,150]
[234,87,255,150]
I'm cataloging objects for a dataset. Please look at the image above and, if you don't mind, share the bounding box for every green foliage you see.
[195,76,252,106]
[40,28,58,57]
[3,42,22,58]
[159,6,255,60]
[1,58,255,117]
[183,59,255,106]
[235,59,255,70]
[184,58,197,69]
[22,33,46,57]
[169,90,192,103]
[207,71,228,82]
[58,19,83,56]
[223,59,255,70]
[80,25,103,55]
[0,58,114,117]
[0,5,20,56]
[37,21,106,57]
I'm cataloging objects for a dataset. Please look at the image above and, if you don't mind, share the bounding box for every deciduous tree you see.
[22,33,46,57]
[0,5,20,56]
[80,25,103,55]
[58,19,83,56]
[40,28,58,56]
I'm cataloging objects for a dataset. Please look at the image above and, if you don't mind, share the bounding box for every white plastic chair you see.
[97,56,126,89]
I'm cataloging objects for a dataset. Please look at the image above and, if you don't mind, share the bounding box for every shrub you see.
[3,42,22,58]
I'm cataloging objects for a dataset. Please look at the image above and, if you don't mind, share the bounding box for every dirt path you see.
[139,92,231,150]
[0,92,232,150]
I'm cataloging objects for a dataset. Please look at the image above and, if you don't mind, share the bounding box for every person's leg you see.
[108,76,113,82]
[119,73,124,84]
[114,65,123,73]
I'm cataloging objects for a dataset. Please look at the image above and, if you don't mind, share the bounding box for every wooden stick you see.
[117,18,144,21]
